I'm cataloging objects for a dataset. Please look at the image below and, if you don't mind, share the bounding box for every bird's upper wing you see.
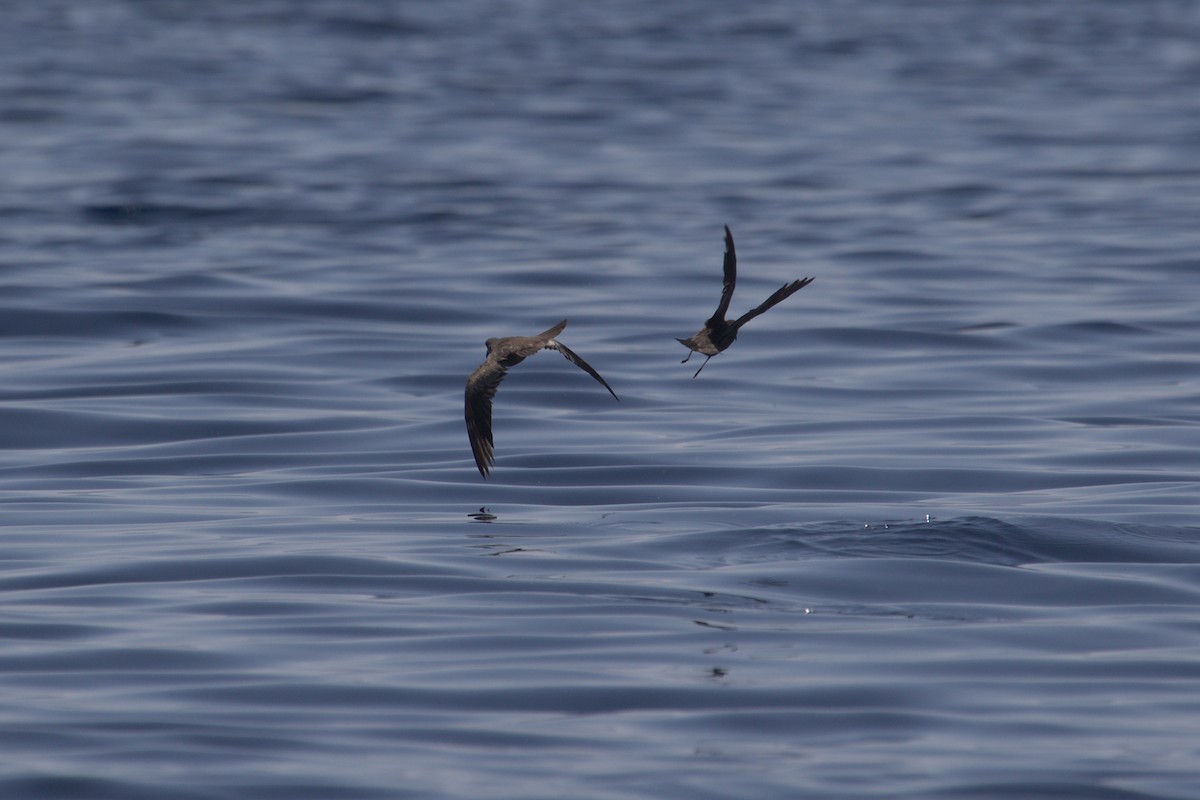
[464,359,508,477]
[534,319,569,340]
[546,341,619,402]
[710,225,738,323]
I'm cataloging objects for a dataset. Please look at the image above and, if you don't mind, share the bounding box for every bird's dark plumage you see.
[465,320,618,478]
[676,225,814,377]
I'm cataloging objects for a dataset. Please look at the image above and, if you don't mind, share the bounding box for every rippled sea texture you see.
[3,2,1200,798]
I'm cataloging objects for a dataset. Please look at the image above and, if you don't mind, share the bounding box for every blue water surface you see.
[2,2,1200,798]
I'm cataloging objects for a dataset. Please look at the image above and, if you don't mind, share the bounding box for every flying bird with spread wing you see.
[465,320,619,478]
[677,226,814,377]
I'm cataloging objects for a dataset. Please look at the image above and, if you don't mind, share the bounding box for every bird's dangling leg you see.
[680,350,693,364]
[691,356,712,379]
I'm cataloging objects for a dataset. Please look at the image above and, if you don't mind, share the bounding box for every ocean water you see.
[3,1,1200,798]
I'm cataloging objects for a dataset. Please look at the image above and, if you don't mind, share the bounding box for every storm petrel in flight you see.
[676,225,814,377]
[465,320,619,478]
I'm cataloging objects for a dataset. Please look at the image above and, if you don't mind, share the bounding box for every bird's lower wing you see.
[464,363,507,477]
[733,277,814,327]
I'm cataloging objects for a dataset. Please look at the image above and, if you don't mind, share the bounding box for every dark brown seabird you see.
[676,225,814,378]
[465,320,619,478]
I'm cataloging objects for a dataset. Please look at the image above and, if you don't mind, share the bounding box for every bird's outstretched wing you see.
[733,277,814,328]
[709,225,737,324]
[464,360,508,477]
[546,340,619,402]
